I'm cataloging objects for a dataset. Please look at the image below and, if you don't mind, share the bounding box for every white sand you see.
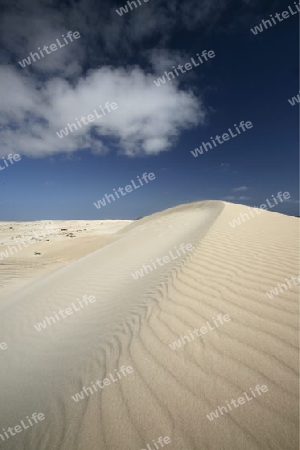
[0,201,298,449]
[0,220,132,300]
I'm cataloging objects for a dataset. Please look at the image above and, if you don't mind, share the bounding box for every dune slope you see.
[0,201,298,450]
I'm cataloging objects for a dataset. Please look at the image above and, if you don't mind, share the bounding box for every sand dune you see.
[0,220,131,299]
[0,201,298,450]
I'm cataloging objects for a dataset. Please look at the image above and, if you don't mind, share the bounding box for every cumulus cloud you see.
[0,0,268,159]
[0,65,205,157]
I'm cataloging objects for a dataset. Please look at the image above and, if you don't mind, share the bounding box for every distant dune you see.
[0,219,131,299]
[0,201,298,450]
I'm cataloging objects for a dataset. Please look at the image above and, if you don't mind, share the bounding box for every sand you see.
[0,201,298,450]
[0,220,132,300]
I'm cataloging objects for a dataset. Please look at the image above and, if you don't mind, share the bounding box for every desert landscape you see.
[0,220,132,300]
[0,200,298,449]
[0,0,299,447]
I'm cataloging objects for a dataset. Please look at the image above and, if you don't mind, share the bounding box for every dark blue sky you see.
[0,0,298,219]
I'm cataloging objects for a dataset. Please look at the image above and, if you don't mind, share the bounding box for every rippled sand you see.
[0,201,298,450]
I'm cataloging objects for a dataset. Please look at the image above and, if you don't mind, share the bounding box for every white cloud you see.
[0,64,205,157]
[0,0,265,159]
[285,199,300,204]
[232,186,248,192]
[224,195,252,201]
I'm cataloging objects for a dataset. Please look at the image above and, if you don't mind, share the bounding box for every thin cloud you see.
[224,195,252,201]
[232,186,249,192]
[285,199,300,204]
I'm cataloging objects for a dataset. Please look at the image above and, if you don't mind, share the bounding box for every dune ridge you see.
[0,201,298,449]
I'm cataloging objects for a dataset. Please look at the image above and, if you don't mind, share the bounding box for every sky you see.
[0,0,299,220]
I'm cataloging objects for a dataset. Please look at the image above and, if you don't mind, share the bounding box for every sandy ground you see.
[0,220,132,300]
[0,201,298,450]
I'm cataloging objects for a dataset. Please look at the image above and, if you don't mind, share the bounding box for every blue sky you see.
[0,0,298,220]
